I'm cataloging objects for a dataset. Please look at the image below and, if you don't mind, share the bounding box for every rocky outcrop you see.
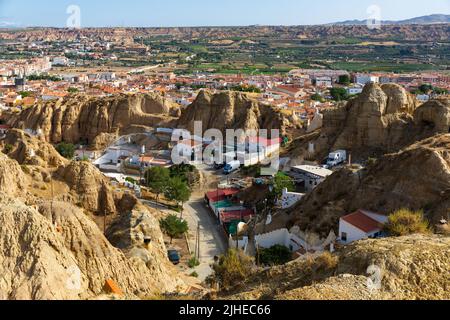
[1,129,67,167]
[414,98,450,133]
[178,90,290,135]
[223,235,450,300]
[289,134,450,236]
[0,152,28,197]
[302,84,450,161]
[8,93,177,146]
[0,196,187,300]
[320,83,418,156]
[57,161,116,215]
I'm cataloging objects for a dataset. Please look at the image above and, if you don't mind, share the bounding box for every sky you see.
[0,0,449,28]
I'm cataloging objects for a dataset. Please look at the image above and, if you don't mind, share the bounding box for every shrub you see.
[366,157,378,166]
[21,165,30,174]
[188,256,200,268]
[125,176,137,184]
[56,142,75,159]
[384,209,431,236]
[3,144,13,154]
[258,245,292,266]
[189,271,199,278]
[207,249,254,290]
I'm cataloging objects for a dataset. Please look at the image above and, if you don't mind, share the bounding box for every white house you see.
[52,56,69,66]
[278,188,304,209]
[338,209,388,245]
[315,76,333,88]
[289,165,333,192]
[347,86,364,95]
[354,74,379,85]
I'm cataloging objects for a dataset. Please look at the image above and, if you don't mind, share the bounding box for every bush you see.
[21,165,30,174]
[259,245,292,266]
[207,249,254,290]
[384,209,431,236]
[56,142,75,159]
[3,144,13,154]
[125,177,137,184]
[190,271,199,278]
[188,256,200,268]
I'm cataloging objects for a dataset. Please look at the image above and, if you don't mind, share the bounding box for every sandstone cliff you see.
[291,84,450,161]
[1,129,67,167]
[0,133,191,299]
[56,161,117,216]
[0,152,28,197]
[289,134,450,236]
[8,93,177,147]
[0,196,187,299]
[178,90,292,135]
[223,235,449,300]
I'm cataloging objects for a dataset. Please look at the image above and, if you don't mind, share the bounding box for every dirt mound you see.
[178,90,292,135]
[222,235,449,300]
[7,93,177,146]
[289,134,450,236]
[0,195,187,299]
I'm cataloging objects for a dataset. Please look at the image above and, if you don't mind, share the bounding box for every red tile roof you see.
[341,210,383,233]
[206,188,239,201]
[220,209,254,223]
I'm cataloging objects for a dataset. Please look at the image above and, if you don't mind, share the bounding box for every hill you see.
[331,14,450,25]
[221,235,449,300]
[6,93,178,148]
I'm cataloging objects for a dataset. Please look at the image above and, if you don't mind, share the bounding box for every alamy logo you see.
[366,5,382,30]
[366,264,383,292]
[66,5,81,29]
[171,122,280,175]
[66,265,82,291]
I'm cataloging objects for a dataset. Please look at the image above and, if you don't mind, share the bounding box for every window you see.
[341,232,348,242]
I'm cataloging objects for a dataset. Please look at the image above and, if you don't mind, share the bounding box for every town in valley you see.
[0,1,449,303]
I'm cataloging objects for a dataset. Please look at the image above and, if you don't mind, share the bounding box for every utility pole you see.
[50,178,54,218]
[196,222,201,261]
[104,209,107,236]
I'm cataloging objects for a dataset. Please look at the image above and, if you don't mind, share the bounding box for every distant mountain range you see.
[330,14,450,26]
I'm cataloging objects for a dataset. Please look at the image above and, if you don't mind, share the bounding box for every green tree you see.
[56,142,75,159]
[311,93,324,102]
[164,177,191,208]
[338,74,351,85]
[384,209,431,236]
[18,91,32,98]
[272,172,295,199]
[67,87,79,93]
[169,163,200,187]
[418,84,433,94]
[145,166,170,202]
[259,245,292,266]
[160,214,189,244]
[329,88,349,101]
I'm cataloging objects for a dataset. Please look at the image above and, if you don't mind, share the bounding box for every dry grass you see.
[384,209,431,236]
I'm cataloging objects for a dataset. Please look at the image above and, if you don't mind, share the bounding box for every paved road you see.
[184,195,229,281]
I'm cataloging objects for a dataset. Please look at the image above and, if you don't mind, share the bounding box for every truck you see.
[325,150,347,168]
[223,160,241,175]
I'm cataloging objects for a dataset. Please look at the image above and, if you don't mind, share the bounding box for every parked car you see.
[223,160,241,175]
[167,249,181,265]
